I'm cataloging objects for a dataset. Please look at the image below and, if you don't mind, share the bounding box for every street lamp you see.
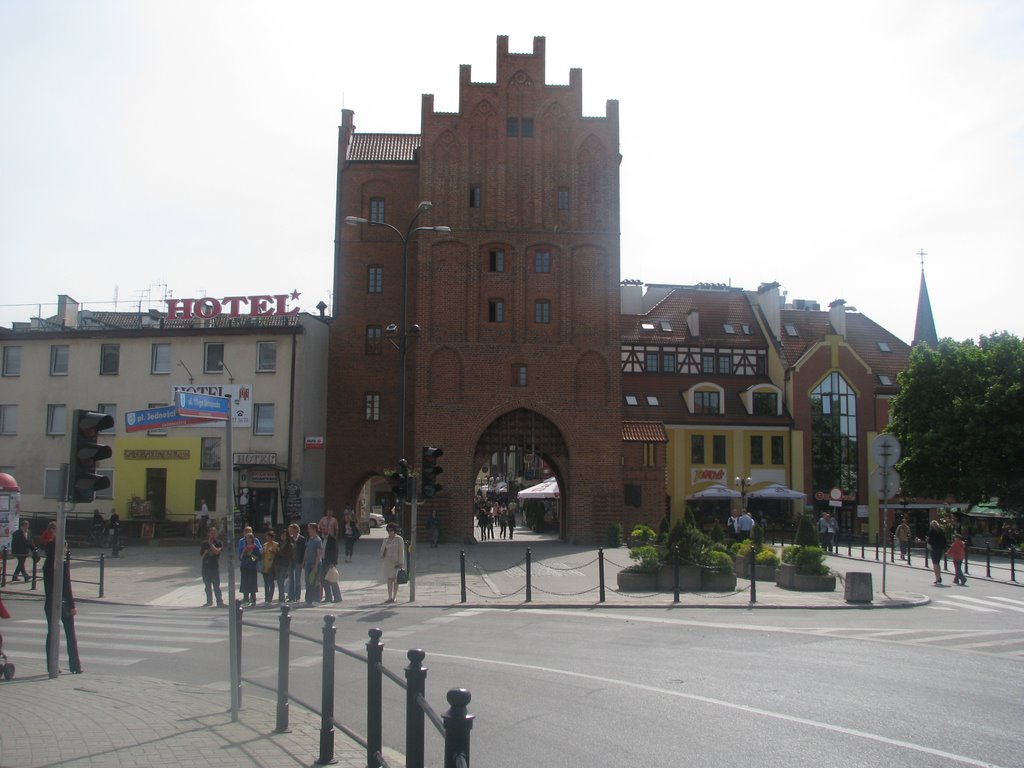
[735,476,753,510]
[345,201,450,602]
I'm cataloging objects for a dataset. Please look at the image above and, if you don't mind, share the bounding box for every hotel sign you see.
[166,291,300,320]
[234,453,277,465]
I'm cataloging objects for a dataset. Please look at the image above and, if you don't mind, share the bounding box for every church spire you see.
[912,249,939,348]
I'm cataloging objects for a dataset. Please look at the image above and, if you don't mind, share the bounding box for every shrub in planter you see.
[794,513,820,547]
[755,547,781,567]
[709,519,725,544]
[792,545,828,575]
[664,520,711,565]
[630,524,657,546]
[626,545,661,573]
[700,549,735,573]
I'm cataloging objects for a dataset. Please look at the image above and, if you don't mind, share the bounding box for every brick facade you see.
[326,36,623,543]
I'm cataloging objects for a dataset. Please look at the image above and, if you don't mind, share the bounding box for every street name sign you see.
[125,406,205,433]
[175,391,230,420]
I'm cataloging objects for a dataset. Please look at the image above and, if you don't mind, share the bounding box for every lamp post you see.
[345,202,450,601]
[735,476,753,541]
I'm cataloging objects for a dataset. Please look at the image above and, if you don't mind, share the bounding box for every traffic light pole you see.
[225,415,240,720]
[409,477,418,602]
[48,467,70,679]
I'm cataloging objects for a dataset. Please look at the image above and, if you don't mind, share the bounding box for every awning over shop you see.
[966,501,1014,519]
[518,478,560,499]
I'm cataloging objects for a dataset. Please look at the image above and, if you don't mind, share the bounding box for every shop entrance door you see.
[146,468,167,519]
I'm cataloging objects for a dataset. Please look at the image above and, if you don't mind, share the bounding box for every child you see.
[947,533,967,586]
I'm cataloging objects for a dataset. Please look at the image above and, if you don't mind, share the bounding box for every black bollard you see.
[598,548,606,603]
[525,548,532,603]
[275,604,291,733]
[749,547,757,605]
[98,553,105,598]
[316,614,337,766]
[875,533,879,561]
[673,559,680,604]
[366,628,384,768]
[1011,547,1017,583]
[442,688,474,768]
[234,599,244,709]
[406,649,428,768]
[986,544,992,578]
[460,550,466,603]
[1,545,7,586]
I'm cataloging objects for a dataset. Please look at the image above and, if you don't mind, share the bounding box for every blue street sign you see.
[175,391,230,420]
[124,406,204,433]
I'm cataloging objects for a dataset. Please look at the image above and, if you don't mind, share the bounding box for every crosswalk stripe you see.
[941,595,1024,614]
[933,600,999,613]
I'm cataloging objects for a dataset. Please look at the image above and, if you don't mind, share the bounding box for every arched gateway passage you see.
[473,409,569,541]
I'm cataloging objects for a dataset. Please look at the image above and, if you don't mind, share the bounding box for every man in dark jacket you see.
[11,518,32,581]
[287,523,306,602]
[43,538,82,674]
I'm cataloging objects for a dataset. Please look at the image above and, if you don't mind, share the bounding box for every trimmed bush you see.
[630,523,657,545]
[700,549,735,573]
[606,522,623,548]
[709,519,725,544]
[794,513,820,547]
[755,547,781,566]
[792,546,829,575]
[627,545,661,573]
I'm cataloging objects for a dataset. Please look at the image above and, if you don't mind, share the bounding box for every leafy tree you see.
[889,333,1024,515]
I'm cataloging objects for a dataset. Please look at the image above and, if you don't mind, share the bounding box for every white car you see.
[368,512,386,528]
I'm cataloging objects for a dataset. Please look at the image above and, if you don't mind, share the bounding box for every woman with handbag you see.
[380,523,406,603]
[321,527,342,603]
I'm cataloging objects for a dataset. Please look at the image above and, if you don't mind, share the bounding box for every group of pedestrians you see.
[197,508,407,607]
[475,502,516,540]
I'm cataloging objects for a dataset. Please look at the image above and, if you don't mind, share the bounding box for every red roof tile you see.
[622,421,668,442]
[347,133,421,162]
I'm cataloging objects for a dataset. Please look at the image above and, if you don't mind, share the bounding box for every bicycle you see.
[88,525,111,548]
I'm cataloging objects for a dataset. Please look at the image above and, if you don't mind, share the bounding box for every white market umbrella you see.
[518,478,560,499]
[686,483,742,500]
[747,483,806,500]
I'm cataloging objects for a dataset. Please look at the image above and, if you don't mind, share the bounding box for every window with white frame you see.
[534,300,551,324]
[47,404,66,435]
[2,346,21,376]
[369,197,385,224]
[204,342,225,374]
[98,404,116,433]
[534,250,551,273]
[693,391,720,415]
[0,404,16,435]
[365,393,380,421]
[254,403,275,435]
[257,342,277,372]
[368,266,383,294]
[100,343,120,375]
[151,343,171,374]
[50,345,69,375]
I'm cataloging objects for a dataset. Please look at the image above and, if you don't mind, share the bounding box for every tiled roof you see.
[347,133,421,162]
[622,421,668,442]
[621,373,790,426]
[620,286,766,347]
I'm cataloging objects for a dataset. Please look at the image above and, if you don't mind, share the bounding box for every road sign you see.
[125,406,205,433]
[175,391,230,420]
[870,466,901,501]
[871,434,901,468]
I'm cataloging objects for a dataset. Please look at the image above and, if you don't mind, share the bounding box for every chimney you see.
[687,309,699,337]
[620,281,643,314]
[57,295,80,329]
[756,282,782,340]
[828,299,848,339]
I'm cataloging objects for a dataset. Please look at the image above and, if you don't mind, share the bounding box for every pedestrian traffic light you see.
[388,459,411,501]
[421,446,443,498]
[68,409,115,504]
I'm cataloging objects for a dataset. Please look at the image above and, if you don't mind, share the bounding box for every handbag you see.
[396,567,408,585]
[324,565,340,584]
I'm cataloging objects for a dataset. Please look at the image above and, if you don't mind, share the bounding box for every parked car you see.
[368,512,385,528]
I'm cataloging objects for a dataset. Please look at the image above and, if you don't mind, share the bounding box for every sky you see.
[2,0,1022,344]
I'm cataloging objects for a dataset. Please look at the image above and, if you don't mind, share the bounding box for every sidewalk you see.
[0,532,938,768]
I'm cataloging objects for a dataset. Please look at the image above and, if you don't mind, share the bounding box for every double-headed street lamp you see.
[345,201,450,601]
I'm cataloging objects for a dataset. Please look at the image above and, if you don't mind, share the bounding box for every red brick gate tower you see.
[328,36,623,543]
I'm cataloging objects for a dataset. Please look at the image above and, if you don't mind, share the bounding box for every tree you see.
[889,333,1024,514]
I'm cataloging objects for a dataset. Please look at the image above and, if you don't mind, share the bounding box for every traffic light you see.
[68,409,115,503]
[421,446,443,498]
[387,459,411,501]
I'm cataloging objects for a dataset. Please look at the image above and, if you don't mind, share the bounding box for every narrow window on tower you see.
[489,249,505,272]
[365,325,382,355]
[506,117,519,137]
[558,188,570,210]
[534,300,551,324]
[488,300,504,323]
[369,197,385,224]
[470,185,482,208]
[521,118,534,137]
[367,266,383,294]
[534,250,551,273]
[512,364,528,387]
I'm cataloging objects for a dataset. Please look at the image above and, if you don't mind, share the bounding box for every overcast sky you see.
[2,0,1022,344]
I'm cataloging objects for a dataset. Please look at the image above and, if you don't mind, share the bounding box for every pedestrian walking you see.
[200,526,225,607]
[426,510,441,548]
[895,518,911,560]
[303,522,323,606]
[818,512,834,552]
[321,528,342,603]
[341,511,360,562]
[261,530,279,604]
[947,533,967,586]
[736,510,754,541]
[238,529,262,606]
[380,523,406,603]
[108,510,121,557]
[288,523,305,602]
[42,537,82,674]
[10,518,32,582]
[926,520,947,585]
[274,529,292,604]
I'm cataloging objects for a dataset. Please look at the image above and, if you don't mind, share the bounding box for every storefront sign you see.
[166,292,300,319]
[304,436,325,450]
[173,384,252,429]
[249,470,278,484]
[234,453,277,465]
[124,450,191,461]
[814,489,856,502]
[691,468,727,482]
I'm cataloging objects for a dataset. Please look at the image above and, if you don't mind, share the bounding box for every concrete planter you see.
[616,570,659,591]
[733,558,779,582]
[701,570,738,591]
[657,563,702,590]
[775,563,837,592]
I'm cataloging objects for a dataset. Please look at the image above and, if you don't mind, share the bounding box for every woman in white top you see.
[379,523,406,603]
